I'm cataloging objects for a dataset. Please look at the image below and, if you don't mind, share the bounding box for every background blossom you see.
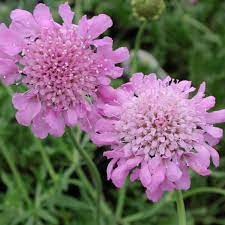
[90,73,225,201]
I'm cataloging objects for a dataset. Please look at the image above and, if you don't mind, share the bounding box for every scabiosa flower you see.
[90,73,225,202]
[0,2,129,138]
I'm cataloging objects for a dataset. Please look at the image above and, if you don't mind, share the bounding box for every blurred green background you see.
[0,0,225,224]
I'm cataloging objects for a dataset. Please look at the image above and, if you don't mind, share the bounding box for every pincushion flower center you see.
[21,27,100,111]
[115,89,203,158]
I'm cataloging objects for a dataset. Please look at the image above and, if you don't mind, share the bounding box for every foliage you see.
[0,0,225,224]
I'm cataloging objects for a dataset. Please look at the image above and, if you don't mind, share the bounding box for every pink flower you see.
[190,0,198,4]
[0,2,129,138]
[89,73,225,202]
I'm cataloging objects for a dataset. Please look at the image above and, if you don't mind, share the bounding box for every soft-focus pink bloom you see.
[0,2,129,138]
[190,0,198,4]
[89,73,225,202]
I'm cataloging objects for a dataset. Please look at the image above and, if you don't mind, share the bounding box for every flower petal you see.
[206,109,225,124]
[33,4,54,28]
[45,110,65,137]
[15,96,41,126]
[32,112,50,139]
[140,162,151,188]
[0,24,23,56]
[87,14,113,39]
[64,108,77,126]
[112,47,129,64]
[205,126,223,139]
[10,9,39,37]
[59,3,74,26]
[0,58,19,85]
[111,163,128,188]
[106,159,117,180]
[166,161,182,182]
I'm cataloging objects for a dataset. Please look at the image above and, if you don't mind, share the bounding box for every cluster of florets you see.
[0,3,129,138]
[89,73,225,201]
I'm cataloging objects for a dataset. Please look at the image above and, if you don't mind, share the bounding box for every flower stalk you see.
[68,129,102,225]
[175,190,186,225]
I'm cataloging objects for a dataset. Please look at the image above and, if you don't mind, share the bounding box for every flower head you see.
[0,2,129,138]
[90,73,225,202]
[131,0,165,21]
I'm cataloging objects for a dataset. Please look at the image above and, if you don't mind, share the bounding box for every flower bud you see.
[131,0,165,21]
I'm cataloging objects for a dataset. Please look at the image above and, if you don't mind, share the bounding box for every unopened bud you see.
[131,0,166,21]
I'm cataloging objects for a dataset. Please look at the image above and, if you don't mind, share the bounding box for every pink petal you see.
[194,82,206,98]
[177,80,192,92]
[106,159,117,180]
[200,96,215,110]
[95,118,115,132]
[109,67,124,79]
[87,14,113,39]
[59,3,74,26]
[188,145,211,176]
[148,156,162,173]
[188,158,210,176]
[205,126,223,139]
[204,133,220,146]
[91,132,118,145]
[130,73,144,89]
[33,4,54,28]
[45,110,65,137]
[12,93,28,110]
[31,112,50,139]
[166,161,182,182]
[206,110,225,124]
[111,47,130,64]
[15,96,41,126]
[146,188,163,202]
[175,165,190,190]
[93,37,112,47]
[103,149,124,159]
[0,24,23,56]
[206,145,220,167]
[111,163,129,188]
[103,104,122,118]
[64,108,77,126]
[0,58,19,85]
[126,157,142,169]
[130,168,140,182]
[140,162,151,188]
[97,85,117,103]
[77,15,89,37]
[149,165,165,192]
[10,9,39,38]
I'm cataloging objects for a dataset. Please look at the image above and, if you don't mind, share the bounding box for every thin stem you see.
[74,0,82,23]
[115,179,127,221]
[122,193,171,223]
[0,140,31,207]
[175,190,186,225]
[34,140,57,182]
[68,129,102,225]
[64,148,112,217]
[131,20,147,73]
[183,187,225,199]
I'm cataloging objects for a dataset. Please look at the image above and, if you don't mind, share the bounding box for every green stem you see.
[0,140,31,207]
[183,187,225,199]
[175,190,186,225]
[68,129,102,225]
[74,0,82,23]
[115,179,127,221]
[34,140,57,182]
[122,193,171,223]
[132,20,147,73]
